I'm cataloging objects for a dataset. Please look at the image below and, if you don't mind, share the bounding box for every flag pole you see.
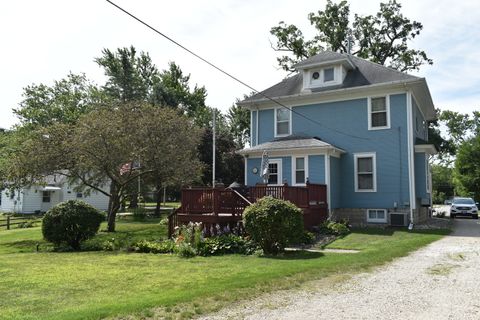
[212,109,216,188]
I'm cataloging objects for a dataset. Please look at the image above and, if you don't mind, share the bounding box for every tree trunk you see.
[154,185,162,216]
[107,183,121,232]
[128,191,138,209]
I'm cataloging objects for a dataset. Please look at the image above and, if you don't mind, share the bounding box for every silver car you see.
[450,197,478,219]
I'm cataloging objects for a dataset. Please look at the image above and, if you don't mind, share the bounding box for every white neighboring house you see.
[0,175,109,214]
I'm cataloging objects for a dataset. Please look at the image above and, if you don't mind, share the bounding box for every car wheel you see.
[450,213,455,219]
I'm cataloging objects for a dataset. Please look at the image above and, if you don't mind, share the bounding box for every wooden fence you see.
[0,215,42,230]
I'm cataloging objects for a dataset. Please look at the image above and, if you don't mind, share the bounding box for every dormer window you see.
[307,66,342,89]
[324,68,334,82]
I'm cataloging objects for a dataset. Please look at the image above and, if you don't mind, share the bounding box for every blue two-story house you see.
[238,51,437,226]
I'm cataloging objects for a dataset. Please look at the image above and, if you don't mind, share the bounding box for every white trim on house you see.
[267,158,283,186]
[367,95,391,130]
[240,147,344,158]
[244,156,248,186]
[274,107,292,137]
[354,152,377,192]
[366,209,388,223]
[250,109,253,146]
[256,107,259,145]
[414,144,437,155]
[406,91,416,222]
[291,155,309,186]
[325,154,331,215]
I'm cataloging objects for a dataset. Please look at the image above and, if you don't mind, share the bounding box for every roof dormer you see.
[294,51,355,92]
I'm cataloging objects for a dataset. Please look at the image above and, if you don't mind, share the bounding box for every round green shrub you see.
[243,196,303,254]
[42,200,104,250]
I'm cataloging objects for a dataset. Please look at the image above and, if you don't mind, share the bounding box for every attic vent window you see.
[324,68,334,82]
[312,71,320,80]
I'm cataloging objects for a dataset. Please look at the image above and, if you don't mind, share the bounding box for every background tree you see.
[96,48,209,207]
[226,103,250,149]
[270,0,432,72]
[454,135,480,200]
[13,73,105,129]
[4,103,202,232]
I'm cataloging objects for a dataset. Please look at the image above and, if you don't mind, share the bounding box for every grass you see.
[0,223,449,320]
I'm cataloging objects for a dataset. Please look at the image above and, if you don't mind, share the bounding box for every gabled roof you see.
[242,52,419,103]
[238,135,345,155]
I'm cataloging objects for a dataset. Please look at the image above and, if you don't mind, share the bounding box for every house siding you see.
[412,96,427,141]
[330,156,341,209]
[308,155,325,184]
[258,109,275,144]
[415,153,428,200]
[0,189,21,213]
[291,94,410,209]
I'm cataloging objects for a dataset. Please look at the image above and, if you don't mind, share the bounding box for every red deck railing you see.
[168,183,328,237]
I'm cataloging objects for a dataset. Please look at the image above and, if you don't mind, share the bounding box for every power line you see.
[105,0,368,140]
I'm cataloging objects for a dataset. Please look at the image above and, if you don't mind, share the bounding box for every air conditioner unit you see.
[390,212,408,227]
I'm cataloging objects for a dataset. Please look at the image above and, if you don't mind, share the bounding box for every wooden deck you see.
[168,183,328,238]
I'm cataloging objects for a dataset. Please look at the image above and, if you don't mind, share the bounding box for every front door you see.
[267,159,282,185]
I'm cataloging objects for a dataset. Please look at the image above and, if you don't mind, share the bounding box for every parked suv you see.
[450,197,478,219]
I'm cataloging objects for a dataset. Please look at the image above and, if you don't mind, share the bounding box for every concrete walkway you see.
[201,219,480,320]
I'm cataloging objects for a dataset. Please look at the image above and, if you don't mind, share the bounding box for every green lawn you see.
[0,222,449,320]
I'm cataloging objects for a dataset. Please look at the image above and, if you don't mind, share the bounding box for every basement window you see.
[367,209,387,223]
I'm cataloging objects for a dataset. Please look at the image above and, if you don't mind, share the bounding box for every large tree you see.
[95,47,209,207]
[270,0,432,72]
[4,103,202,231]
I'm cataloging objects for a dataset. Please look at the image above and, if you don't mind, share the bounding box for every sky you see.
[0,0,479,129]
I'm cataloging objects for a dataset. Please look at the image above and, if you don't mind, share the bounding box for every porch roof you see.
[238,135,345,156]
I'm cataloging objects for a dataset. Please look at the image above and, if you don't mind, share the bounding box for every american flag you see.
[260,150,269,183]
[119,161,141,175]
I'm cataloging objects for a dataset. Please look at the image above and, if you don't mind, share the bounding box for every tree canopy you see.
[270,0,432,72]
[4,103,202,231]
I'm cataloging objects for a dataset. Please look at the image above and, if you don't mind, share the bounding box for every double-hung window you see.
[293,156,307,185]
[354,153,376,192]
[42,191,51,203]
[275,108,290,136]
[368,96,390,129]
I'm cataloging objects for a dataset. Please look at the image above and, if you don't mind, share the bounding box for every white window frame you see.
[267,159,283,186]
[323,67,335,83]
[368,95,390,130]
[274,107,291,137]
[292,155,309,186]
[366,209,387,223]
[354,152,377,192]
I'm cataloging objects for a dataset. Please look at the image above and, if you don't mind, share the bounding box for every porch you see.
[168,183,328,238]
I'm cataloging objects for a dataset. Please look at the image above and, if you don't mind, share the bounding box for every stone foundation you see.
[331,208,412,227]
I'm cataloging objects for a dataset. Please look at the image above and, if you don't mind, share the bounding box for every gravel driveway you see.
[201,219,480,320]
